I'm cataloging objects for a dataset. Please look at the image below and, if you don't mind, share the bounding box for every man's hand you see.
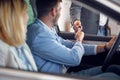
[97,36,117,54]
[75,28,84,42]
[105,36,117,50]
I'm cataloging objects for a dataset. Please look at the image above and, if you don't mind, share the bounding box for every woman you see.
[0,0,37,71]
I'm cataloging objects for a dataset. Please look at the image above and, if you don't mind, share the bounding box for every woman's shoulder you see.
[0,40,10,51]
[0,39,16,56]
[0,39,14,66]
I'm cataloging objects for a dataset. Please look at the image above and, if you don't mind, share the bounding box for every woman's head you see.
[0,0,28,46]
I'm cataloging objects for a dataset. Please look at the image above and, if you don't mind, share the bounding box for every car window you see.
[58,0,120,36]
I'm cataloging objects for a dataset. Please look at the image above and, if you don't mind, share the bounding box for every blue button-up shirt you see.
[27,19,97,73]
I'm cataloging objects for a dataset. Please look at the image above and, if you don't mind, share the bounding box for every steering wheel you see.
[102,33,120,72]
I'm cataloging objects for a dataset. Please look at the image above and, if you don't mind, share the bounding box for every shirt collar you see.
[35,18,56,34]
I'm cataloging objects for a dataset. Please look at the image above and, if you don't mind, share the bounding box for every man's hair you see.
[36,0,62,18]
[0,0,27,46]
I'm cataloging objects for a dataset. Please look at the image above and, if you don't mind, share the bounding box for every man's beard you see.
[53,19,58,26]
[53,15,59,26]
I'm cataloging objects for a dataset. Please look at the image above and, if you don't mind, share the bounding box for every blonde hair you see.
[0,0,27,46]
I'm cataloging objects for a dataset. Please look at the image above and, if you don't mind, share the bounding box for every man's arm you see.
[97,36,116,54]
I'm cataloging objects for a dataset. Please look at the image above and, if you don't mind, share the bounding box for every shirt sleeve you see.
[83,44,97,55]
[58,36,75,48]
[32,35,85,66]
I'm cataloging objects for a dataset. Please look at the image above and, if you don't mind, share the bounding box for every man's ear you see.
[51,8,56,16]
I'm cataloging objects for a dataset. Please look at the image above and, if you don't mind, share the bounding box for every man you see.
[27,0,115,76]
[70,1,111,36]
